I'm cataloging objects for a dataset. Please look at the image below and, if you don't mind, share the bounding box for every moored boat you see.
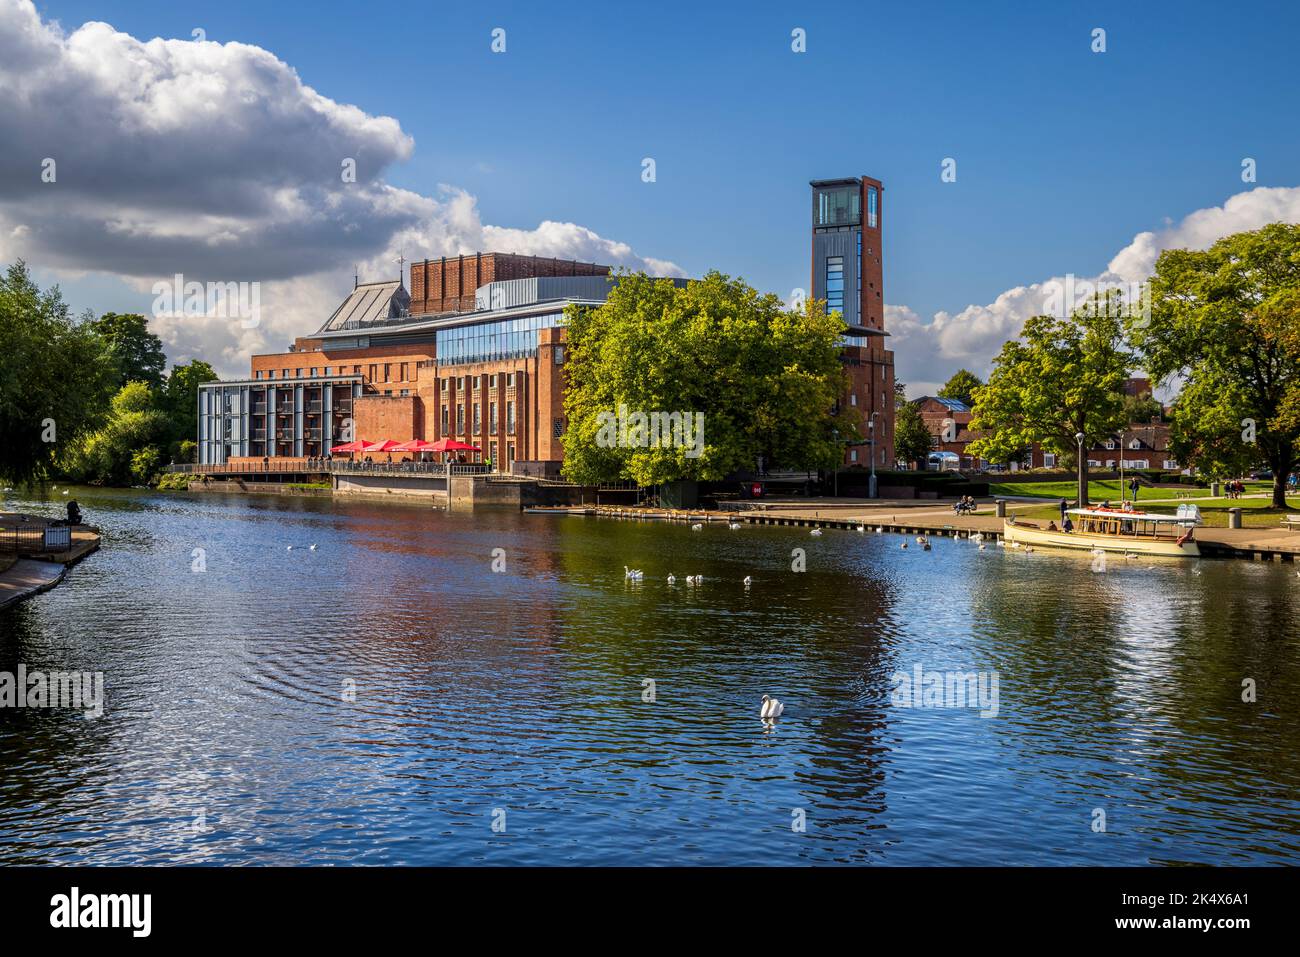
[1002,504,1202,558]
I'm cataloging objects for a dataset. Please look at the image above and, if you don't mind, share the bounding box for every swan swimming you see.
[691,523,703,531]
[667,573,677,584]
[760,695,784,720]
[624,566,643,580]
[309,544,318,551]
[810,528,823,536]
[856,525,865,533]
[729,522,742,530]
[743,575,752,587]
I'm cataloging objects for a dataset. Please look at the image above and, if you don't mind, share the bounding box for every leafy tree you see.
[91,312,167,391]
[162,359,217,447]
[937,368,984,407]
[1132,224,1300,507]
[60,381,169,486]
[894,401,934,469]
[1122,391,1164,423]
[561,271,856,485]
[969,293,1131,504]
[0,261,117,485]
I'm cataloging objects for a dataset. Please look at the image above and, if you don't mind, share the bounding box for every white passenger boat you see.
[1002,504,1203,558]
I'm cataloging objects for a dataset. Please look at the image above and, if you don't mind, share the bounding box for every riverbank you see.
[0,512,101,610]
[528,499,1300,561]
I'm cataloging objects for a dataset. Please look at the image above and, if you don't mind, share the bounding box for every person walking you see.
[1059,497,1068,523]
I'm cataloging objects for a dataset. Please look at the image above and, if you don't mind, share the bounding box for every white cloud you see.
[891,185,1300,397]
[0,0,680,377]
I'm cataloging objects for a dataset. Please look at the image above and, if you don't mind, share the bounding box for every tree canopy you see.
[937,368,984,407]
[560,271,857,485]
[1131,223,1300,506]
[894,401,935,469]
[91,312,167,391]
[0,262,117,485]
[969,294,1131,498]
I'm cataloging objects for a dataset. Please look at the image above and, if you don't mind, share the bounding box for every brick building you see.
[810,177,895,468]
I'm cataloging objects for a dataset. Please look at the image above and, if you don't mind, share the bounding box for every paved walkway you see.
[0,559,67,611]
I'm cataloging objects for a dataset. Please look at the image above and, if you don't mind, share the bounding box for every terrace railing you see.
[0,524,73,554]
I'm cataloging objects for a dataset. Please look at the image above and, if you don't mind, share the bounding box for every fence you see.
[0,524,72,554]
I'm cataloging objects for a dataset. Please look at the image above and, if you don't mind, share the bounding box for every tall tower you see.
[810,176,895,477]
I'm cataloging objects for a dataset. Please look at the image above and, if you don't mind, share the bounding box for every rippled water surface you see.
[2,487,1299,865]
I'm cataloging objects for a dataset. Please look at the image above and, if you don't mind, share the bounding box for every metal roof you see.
[317,281,410,333]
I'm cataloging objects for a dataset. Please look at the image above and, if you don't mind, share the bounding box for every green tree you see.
[1132,224,1300,507]
[561,271,856,485]
[60,381,170,486]
[91,312,167,391]
[969,293,1131,504]
[162,359,217,448]
[0,261,117,485]
[1122,391,1164,424]
[937,368,984,407]
[894,401,935,469]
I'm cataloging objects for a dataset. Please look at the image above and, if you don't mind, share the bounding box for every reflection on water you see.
[2,487,1299,865]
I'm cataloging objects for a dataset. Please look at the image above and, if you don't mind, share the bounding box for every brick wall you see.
[408,253,610,315]
[353,395,421,445]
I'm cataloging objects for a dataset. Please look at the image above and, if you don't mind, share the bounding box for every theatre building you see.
[198,253,619,474]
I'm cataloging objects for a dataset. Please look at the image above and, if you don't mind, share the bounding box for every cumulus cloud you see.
[891,185,1300,397]
[0,0,680,376]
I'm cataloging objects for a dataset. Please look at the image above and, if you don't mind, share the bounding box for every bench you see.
[1283,515,1300,530]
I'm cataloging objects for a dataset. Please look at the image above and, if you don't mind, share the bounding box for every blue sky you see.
[12,0,1300,386]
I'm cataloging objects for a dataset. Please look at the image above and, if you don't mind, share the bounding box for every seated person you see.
[1062,516,1074,532]
[1047,521,1058,531]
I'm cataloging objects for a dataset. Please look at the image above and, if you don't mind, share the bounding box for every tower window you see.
[867,186,878,229]
[826,256,844,314]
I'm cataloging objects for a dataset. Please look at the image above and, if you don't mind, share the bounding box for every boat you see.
[1002,503,1202,558]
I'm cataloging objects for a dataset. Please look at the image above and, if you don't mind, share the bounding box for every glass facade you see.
[815,186,861,227]
[826,256,844,313]
[435,312,564,366]
[867,186,878,228]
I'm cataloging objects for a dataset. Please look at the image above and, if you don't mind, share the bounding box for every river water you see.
[2,487,1298,865]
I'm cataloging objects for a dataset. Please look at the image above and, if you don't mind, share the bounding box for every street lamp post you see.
[869,412,879,499]
[1119,428,1125,502]
[1075,431,1087,507]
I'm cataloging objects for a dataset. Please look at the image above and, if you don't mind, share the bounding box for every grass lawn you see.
[1005,495,1300,528]
[988,479,1273,502]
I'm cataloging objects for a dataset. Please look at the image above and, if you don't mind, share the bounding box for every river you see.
[2,487,1298,865]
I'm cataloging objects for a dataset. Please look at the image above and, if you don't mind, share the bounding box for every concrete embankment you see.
[527,502,1300,562]
[0,514,101,610]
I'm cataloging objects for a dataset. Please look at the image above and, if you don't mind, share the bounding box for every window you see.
[383,364,391,383]
[850,394,857,406]
[506,400,515,434]
[399,362,408,382]
[353,365,361,375]
[255,371,262,380]
[553,418,565,437]
[368,364,377,382]
[400,389,409,397]
[433,312,565,366]
[457,376,465,390]
[850,449,858,463]
[310,367,318,377]
[490,402,498,434]
[825,256,844,314]
[295,368,303,378]
[555,346,565,365]
[282,369,289,379]
[815,186,860,227]
[456,404,465,433]
[323,366,330,376]
[1043,453,1057,468]
[867,186,878,229]
[473,403,481,434]
[489,374,497,389]
[1105,440,1116,450]
[507,372,515,388]
[441,405,449,434]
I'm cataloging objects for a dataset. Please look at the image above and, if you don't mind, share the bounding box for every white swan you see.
[810,528,823,536]
[875,526,883,533]
[624,566,643,580]
[309,544,318,551]
[760,695,784,720]
[667,573,676,584]
[286,545,293,551]
[743,575,752,587]
[978,542,987,550]
[900,542,908,549]
[729,521,742,530]
[856,525,865,533]
[691,523,703,531]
